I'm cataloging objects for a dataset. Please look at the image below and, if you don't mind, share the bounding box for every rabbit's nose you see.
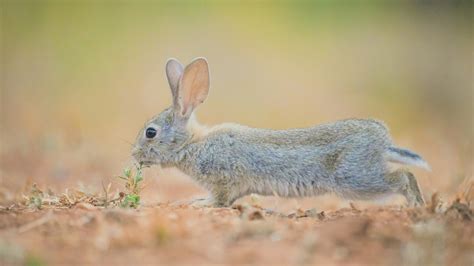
[149,147,160,156]
[131,146,142,159]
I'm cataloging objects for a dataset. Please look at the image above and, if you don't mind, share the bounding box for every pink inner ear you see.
[178,59,209,117]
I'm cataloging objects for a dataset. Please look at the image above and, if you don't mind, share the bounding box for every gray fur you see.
[132,58,428,207]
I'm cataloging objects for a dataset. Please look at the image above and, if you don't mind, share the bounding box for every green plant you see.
[117,164,144,208]
[24,184,44,210]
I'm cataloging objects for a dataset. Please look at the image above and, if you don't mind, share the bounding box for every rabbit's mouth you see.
[139,160,157,167]
[132,147,159,167]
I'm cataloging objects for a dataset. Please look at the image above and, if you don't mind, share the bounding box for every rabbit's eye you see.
[145,127,157,139]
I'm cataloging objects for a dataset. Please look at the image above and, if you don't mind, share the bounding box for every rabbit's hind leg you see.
[385,168,425,207]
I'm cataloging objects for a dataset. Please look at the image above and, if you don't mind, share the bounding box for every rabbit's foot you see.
[174,194,234,208]
[188,196,216,208]
[171,197,214,207]
[386,168,425,207]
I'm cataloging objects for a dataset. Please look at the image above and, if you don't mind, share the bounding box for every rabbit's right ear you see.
[166,58,184,106]
[176,58,210,118]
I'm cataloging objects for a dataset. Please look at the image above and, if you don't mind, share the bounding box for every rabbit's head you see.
[132,58,210,167]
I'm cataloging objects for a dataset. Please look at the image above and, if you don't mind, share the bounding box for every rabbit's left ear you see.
[177,57,210,117]
[166,58,184,107]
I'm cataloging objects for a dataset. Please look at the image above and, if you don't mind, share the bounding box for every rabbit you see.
[132,57,429,208]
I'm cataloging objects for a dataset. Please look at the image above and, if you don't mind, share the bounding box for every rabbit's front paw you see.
[188,196,216,208]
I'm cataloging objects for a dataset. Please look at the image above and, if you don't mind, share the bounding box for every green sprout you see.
[25,184,44,210]
[117,164,144,208]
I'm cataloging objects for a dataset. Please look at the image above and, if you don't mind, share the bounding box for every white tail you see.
[385,147,431,171]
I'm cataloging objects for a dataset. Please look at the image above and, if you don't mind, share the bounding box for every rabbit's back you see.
[181,119,393,199]
[208,118,389,146]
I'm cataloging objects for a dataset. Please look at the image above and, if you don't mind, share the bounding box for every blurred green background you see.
[0,1,472,200]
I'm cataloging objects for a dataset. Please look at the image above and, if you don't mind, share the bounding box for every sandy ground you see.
[0,171,473,266]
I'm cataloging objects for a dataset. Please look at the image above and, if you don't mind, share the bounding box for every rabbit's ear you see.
[177,57,210,117]
[166,58,184,106]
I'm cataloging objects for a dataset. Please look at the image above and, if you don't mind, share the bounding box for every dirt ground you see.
[0,169,473,266]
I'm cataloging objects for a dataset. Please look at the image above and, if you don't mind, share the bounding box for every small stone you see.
[317,211,326,220]
[247,210,264,221]
[304,208,318,218]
